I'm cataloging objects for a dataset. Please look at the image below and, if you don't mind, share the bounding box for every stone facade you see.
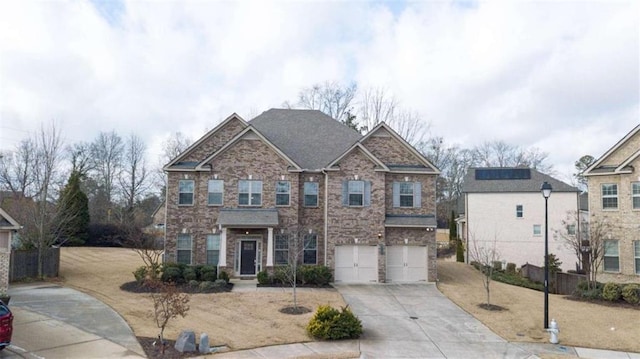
[585,128,640,277]
[164,111,439,282]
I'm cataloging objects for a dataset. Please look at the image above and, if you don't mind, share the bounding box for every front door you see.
[240,240,257,275]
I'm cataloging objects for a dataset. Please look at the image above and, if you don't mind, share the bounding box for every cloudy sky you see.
[1,0,638,183]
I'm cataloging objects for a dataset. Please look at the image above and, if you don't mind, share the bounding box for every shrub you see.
[161,266,183,283]
[214,279,228,288]
[188,280,200,288]
[602,282,622,301]
[218,271,230,283]
[307,305,363,340]
[200,266,217,282]
[492,271,544,291]
[199,281,216,291]
[183,267,197,281]
[492,261,503,271]
[133,266,148,284]
[191,265,204,280]
[582,288,603,300]
[273,266,289,284]
[257,270,271,285]
[301,265,333,285]
[313,266,332,285]
[456,239,465,263]
[506,263,516,275]
[622,284,640,305]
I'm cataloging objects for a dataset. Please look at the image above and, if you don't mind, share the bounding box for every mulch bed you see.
[279,305,312,315]
[138,337,203,359]
[477,303,507,311]
[120,281,233,294]
[256,283,333,288]
[563,295,640,310]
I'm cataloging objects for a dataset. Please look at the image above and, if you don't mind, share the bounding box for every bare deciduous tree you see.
[90,131,124,208]
[119,134,150,223]
[573,155,595,191]
[0,138,38,197]
[469,232,501,307]
[470,140,552,173]
[297,81,358,124]
[554,211,585,273]
[584,215,614,289]
[277,228,317,312]
[147,280,190,348]
[67,142,94,177]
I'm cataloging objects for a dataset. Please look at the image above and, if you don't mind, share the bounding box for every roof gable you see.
[0,208,20,230]
[326,143,389,171]
[584,124,640,176]
[360,123,440,174]
[164,113,248,170]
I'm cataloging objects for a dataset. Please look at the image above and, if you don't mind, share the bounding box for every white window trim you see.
[632,182,640,210]
[303,234,318,265]
[178,180,195,206]
[634,241,640,275]
[275,181,291,207]
[348,180,364,207]
[399,182,414,208]
[177,234,192,265]
[207,179,224,206]
[239,180,263,206]
[274,234,289,265]
[533,224,542,236]
[602,183,618,210]
[304,182,319,207]
[603,239,620,273]
[516,205,523,218]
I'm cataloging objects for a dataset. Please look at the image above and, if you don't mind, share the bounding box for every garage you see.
[386,245,427,282]
[334,245,378,283]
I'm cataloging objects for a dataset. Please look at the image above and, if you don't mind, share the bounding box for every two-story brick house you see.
[163,109,439,282]
[583,124,640,277]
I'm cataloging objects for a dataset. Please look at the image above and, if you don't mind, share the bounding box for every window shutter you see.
[414,182,421,208]
[342,181,349,206]
[392,182,400,207]
[364,181,372,207]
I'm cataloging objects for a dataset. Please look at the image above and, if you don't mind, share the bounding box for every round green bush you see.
[257,270,271,285]
[161,266,183,283]
[213,279,227,287]
[133,266,148,284]
[307,305,363,340]
[622,283,640,304]
[218,270,230,283]
[183,267,197,281]
[200,266,217,282]
[188,280,200,288]
[199,281,216,291]
[602,282,622,301]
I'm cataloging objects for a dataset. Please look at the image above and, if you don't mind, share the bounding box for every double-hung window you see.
[634,241,640,275]
[275,234,289,265]
[348,181,364,206]
[239,180,262,206]
[177,234,192,264]
[602,184,618,209]
[276,181,290,206]
[533,224,542,236]
[604,239,619,272]
[208,179,223,206]
[393,182,422,208]
[178,180,194,205]
[304,182,318,207]
[632,182,640,210]
[303,234,317,265]
[516,205,523,218]
[206,234,221,265]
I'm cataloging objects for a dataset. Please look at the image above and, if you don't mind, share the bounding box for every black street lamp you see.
[541,181,553,329]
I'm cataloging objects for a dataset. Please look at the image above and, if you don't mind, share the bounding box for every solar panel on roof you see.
[475,168,531,180]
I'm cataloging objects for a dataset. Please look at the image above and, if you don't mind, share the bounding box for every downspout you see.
[322,169,329,266]
[163,171,169,261]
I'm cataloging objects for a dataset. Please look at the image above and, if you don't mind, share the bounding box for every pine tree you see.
[58,170,90,245]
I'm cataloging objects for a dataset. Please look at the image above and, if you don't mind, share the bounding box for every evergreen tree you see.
[58,170,90,245]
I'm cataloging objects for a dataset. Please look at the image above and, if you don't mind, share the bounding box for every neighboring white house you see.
[0,208,20,294]
[458,168,582,272]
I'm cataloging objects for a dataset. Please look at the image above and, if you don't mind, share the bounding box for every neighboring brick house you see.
[459,168,581,272]
[0,208,20,294]
[583,124,640,277]
[163,109,439,282]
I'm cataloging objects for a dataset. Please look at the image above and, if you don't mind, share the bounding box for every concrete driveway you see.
[335,283,533,359]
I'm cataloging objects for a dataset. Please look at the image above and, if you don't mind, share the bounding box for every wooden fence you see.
[521,263,586,295]
[10,247,60,281]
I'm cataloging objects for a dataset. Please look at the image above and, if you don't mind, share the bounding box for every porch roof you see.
[384,214,437,228]
[217,208,279,228]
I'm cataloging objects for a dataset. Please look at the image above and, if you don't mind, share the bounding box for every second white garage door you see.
[386,245,427,282]
[334,245,378,283]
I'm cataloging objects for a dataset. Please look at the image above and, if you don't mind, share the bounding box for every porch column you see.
[219,227,227,267]
[267,227,274,266]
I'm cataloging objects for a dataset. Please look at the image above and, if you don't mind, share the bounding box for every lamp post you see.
[541,181,553,329]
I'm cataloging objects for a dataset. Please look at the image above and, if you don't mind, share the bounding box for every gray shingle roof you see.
[385,214,437,228]
[250,109,362,170]
[217,208,279,227]
[462,168,579,193]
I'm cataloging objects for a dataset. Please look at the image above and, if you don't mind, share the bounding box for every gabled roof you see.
[462,168,579,193]
[584,124,640,176]
[217,208,279,228]
[360,123,440,174]
[250,109,362,170]
[195,127,302,171]
[0,208,20,230]
[164,113,248,170]
[326,143,389,171]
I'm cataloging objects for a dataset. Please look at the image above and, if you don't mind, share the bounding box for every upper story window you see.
[533,224,541,236]
[178,180,194,205]
[239,180,262,206]
[604,239,619,272]
[177,234,192,264]
[208,179,224,206]
[632,182,640,210]
[602,183,618,209]
[304,182,319,207]
[276,181,290,206]
[516,205,523,218]
[393,182,422,208]
[341,180,371,207]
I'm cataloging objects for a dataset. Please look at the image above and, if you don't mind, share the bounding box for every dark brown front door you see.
[240,240,257,275]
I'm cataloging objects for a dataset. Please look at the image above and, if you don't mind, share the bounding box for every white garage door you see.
[386,246,427,282]
[334,245,378,283]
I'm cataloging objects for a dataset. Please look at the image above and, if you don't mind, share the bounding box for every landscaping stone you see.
[174,330,196,353]
[199,332,210,353]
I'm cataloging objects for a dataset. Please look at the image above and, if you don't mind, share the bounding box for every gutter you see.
[322,169,329,267]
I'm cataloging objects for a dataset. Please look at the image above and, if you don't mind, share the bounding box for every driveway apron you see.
[335,283,533,359]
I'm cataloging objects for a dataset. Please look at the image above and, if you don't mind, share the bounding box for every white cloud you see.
[0,0,637,184]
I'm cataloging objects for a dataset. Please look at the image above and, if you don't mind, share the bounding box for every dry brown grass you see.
[437,260,640,353]
[59,247,345,351]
